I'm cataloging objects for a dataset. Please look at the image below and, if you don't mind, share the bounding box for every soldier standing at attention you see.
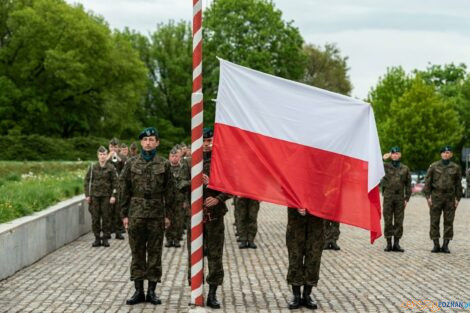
[129,142,139,157]
[237,197,260,249]
[120,127,174,305]
[381,146,412,252]
[107,138,125,240]
[196,127,231,308]
[120,143,129,159]
[286,208,324,310]
[84,146,118,247]
[323,221,341,251]
[423,146,462,253]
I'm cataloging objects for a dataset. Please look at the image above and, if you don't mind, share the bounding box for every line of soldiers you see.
[381,145,464,254]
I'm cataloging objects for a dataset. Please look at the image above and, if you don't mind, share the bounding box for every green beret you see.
[97,146,107,153]
[203,127,214,139]
[109,137,120,146]
[440,145,452,153]
[390,146,401,153]
[139,127,159,140]
[120,143,128,149]
[170,147,179,155]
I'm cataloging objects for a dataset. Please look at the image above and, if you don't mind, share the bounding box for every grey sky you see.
[65,0,470,99]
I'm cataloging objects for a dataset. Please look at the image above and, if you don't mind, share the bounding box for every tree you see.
[380,77,463,170]
[302,43,352,95]
[202,0,306,125]
[0,0,147,138]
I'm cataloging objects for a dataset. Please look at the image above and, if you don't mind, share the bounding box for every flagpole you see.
[191,0,204,306]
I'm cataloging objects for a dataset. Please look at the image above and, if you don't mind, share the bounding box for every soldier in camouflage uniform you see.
[107,138,126,240]
[165,147,190,248]
[120,127,175,305]
[381,146,412,252]
[323,221,341,251]
[236,197,260,249]
[189,127,230,309]
[286,207,324,310]
[84,146,118,247]
[423,146,462,254]
[129,142,139,157]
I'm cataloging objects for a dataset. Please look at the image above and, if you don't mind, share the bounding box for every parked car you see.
[411,170,426,194]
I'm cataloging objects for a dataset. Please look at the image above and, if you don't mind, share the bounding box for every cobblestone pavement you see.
[0,197,469,313]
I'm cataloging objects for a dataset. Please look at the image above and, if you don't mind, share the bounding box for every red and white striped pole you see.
[191,0,204,306]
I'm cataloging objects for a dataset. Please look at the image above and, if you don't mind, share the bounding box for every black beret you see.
[440,145,452,153]
[390,146,401,153]
[139,127,159,140]
[203,127,214,139]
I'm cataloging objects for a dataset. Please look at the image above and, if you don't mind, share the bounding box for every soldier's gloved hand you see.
[165,218,171,229]
[297,208,306,216]
[86,197,91,204]
[110,196,116,204]
[122,217,129,231]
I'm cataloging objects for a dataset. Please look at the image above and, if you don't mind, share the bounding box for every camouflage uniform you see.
[323,221,340,246]
[108,156,126,235]
[236,197,260,243]
[423,160,462,240]
[165,161,190,244]
[233,196,241,236]
[120,154,174,282]
[286,208,324,287]
[381,162,412,239]
[84,162,118,240]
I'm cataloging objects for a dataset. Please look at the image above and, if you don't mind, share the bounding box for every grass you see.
[0,162,90,223]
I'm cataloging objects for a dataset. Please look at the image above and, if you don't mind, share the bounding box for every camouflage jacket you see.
[119,154,175,219]
[423,160,462,200]
[84,162,118,197]
[381,162,412,200]
[107,155,126,176]
[203,151,230,218]
[170,162,190,203]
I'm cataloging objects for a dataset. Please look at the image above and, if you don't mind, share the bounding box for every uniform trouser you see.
[429,195,456,240]
[383,196,405,239]
[237,198,260,242]
[286,208,324,287]
[234,198,241,231]
[323,220,340,243]
[128,217,164,282]
[89,196,111,238]
[110,199,124,234]
[166,201,184,241]
[187,215,225,286]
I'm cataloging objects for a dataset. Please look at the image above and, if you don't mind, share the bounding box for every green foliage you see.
[203,0,306,125]
[380,77,463,169]
[302,43,352,95]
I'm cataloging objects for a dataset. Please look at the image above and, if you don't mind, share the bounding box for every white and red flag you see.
[209,59,385,243]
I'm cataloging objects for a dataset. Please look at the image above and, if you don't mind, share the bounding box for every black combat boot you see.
[302,285,318,310]
[173,240,181,248]
[392,237,404,252]
[126,280,145,305]
[146,281,162,305]
[92,237,101,247]
[165,239,173,248]
[431,239,440,253]
[330,241,341,251]
[206,285,221,309]
[323,242,330,250]
[288,285,302,310]
[102,238,110,247]
[384,238,392,252]
[247,241,257,249]
[115,232,124,240]
[239,241,248,249]
[441,239,450,253]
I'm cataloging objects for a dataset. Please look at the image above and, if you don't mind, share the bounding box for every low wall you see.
[0,195,90,280]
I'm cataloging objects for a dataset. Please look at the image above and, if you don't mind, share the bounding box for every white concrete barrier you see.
[0,195,90,280]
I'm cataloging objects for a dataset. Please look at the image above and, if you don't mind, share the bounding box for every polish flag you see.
[209,59,384,243]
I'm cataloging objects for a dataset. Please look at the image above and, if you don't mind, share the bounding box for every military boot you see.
[441,239,450,253]
[323,242,330,250]
[239,241,248,249]
[431,239,440,253]
[384,238,392,252]
[165,239,173,248]
[126,280,145,305]
[102,238,110,247]
[288,285,302,310]
[92,237,101,247]
[115,232,124,240]
[173,240,181,248]
[206,285,221,309]
[392,237,404,252]
[146,281,162,305]
[330,241,341,251]
[302,285,318,310]
[247,241,257,249]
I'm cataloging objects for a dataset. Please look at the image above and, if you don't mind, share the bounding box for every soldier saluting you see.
[120,127,174,305]
[381,146,411,252]
[423,146,462,253]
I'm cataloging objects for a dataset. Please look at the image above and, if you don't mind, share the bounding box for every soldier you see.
[84,146,118,247]
[129,142,139,157]
[165,147,190,248]
[323,221,341,251]
[188,127,230,308]
[120,143,129,158]
[286,208,324,310]
[120,127,175,305]
[237,197,260,249]
[107,138,125,240]
[381,146,412,252]
[423,146,462,253]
